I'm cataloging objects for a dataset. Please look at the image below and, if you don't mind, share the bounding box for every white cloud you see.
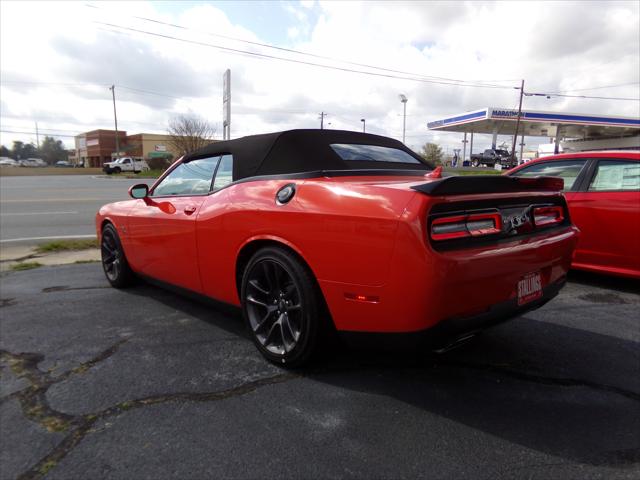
[0,0,638,153]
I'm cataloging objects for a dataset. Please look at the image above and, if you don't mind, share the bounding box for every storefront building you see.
[74,131,184,167]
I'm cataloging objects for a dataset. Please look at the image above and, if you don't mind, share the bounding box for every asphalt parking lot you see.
[0,264,638,480]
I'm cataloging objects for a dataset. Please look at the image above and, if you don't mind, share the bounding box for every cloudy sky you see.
[1,0,639,154]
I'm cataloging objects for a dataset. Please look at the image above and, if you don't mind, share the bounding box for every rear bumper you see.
[319,225,579,333]
[339,274,566,351]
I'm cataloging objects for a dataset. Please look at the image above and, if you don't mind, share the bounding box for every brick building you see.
[75,130,128,168]
[74,130,183,167]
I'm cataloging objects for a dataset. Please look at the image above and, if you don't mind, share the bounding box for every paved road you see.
[1,265,638,479]
[0,176,153,245]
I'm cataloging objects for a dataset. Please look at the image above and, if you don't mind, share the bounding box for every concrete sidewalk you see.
[0,245,100,272]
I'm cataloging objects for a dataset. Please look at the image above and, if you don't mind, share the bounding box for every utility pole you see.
[361,118,366,133]
[319,112,327,130]
[109,85,120,160]
[35,122,40,149]
[511,79,525,159]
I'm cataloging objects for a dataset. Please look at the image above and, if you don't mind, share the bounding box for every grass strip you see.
[35,239,98,253]
[11,261,43,271]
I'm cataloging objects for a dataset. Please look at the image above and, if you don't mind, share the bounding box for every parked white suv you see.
[103,157,149,174]
[19,158,47,167]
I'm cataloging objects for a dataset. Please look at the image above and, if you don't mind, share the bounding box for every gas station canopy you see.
[427,107,640,139]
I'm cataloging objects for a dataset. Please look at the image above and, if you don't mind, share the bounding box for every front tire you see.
[241,247,322,367]
[472,159,480,167]
[101,224,134,288]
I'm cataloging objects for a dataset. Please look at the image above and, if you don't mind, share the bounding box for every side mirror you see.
[129,184,149,199]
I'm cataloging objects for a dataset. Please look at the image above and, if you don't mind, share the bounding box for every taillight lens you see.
[533,206,564,227]
[431,212,502,241]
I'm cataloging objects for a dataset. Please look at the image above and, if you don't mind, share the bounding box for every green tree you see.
[11,141,25,159]
[39,136,69,165]
[22,143,39,159]
[0,145,10,158]
[420,142,444,165]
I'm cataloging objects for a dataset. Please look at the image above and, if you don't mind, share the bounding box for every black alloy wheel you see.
[241,247,322,367]
[101,224,134,288]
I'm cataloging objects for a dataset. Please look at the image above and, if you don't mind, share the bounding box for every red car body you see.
[97,130,579,365]
[506,151,640,279]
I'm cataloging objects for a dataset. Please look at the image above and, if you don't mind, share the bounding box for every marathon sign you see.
[427,120,445,129]
[492,109,521,119]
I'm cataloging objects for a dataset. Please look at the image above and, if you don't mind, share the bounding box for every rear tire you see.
[472,159,480,167]
[241,247,323,368]
[101,224,134,288]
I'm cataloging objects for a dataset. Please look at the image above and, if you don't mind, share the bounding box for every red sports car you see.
[506,151,639,279]
[97,130,579,366]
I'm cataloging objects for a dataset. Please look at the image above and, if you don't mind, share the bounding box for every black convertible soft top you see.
[184,129,432,181]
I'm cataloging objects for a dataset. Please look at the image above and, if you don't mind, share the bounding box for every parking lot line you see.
[0,211,79,216]
[0,234,97,243]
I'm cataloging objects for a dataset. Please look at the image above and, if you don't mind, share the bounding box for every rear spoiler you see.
[411,175,564,196]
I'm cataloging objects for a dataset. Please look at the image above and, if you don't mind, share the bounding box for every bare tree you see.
[167,115,217,156]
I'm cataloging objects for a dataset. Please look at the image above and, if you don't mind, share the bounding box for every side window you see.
[511,160,587,191]
[213,154,233,190]
[151,156,220,197]
[588,160,640,192]
[122,159,131,164]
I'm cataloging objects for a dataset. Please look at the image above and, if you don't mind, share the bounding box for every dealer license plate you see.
[517,272,543,306]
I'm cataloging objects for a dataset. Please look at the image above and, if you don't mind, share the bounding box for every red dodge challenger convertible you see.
[97,130,579,366]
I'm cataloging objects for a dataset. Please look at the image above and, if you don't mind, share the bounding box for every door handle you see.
[184,205,197,215]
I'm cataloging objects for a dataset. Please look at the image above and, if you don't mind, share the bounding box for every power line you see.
[0,80,110,87]
[0,125,83,134]
[85,2,518,87]
[117,85,184,100]
[525,92,640,101]
[550,82,640,94]
[0,129,77,138]
[94,21,518,90]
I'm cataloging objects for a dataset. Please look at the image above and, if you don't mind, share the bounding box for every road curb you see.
[0,247,101,272]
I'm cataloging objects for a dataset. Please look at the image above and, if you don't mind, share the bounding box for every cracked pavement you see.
[0,264,639,479]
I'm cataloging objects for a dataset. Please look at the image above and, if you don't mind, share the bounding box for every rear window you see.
[510,160,586,191]
[330,144,422,164]
[589,160,640,192]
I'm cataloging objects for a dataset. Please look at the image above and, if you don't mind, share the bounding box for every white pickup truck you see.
[103,157,150,174]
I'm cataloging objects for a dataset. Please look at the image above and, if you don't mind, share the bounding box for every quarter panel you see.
[195,178,416,305]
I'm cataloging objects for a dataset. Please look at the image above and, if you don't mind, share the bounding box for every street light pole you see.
[361,118,366,133]
[399,94,408,143]
[109,85,120,160]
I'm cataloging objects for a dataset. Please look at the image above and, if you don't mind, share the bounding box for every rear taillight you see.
[533,206,564,227]
[431,212,502,241]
